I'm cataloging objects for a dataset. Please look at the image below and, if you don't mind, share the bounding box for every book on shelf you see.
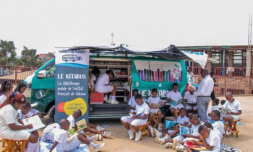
[23,115,45,133]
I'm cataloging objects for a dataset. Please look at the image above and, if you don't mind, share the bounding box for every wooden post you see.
[14,66,17,84]
[246,48,251,76]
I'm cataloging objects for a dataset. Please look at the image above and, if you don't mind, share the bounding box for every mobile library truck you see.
[24,45,209,120]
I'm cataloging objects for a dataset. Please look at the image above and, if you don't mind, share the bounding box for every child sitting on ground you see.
[210,110,225,139]
[121,94,150,141]
[154,108,189,145]
[49,119,105,152]
[128,89,138,113]
[164,114,201,150]
[67,109,111,140]
[184,124,220,152]
[147,88,164,131]
[183,85,197,115]
[203,121,222,140]
[18,102,41,120]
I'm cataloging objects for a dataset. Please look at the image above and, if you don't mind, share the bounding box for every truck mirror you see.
[37,70,47,78]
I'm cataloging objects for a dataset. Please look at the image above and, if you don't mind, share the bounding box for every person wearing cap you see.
[183,85,198,115]
[0,93,39,152]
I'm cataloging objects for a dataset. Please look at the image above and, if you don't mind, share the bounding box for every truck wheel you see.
[47,105,55,121]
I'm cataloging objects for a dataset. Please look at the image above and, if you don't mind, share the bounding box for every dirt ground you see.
[0,96,252,152]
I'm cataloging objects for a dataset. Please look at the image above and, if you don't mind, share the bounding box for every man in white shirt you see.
[195,69,214,121]
[223,92,242,135]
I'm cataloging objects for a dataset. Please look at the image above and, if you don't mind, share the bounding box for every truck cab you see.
[26,46,188,120]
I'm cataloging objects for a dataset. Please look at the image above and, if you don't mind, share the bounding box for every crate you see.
[90,92,104,104]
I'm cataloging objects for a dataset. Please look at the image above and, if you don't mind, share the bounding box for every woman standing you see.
[0,93,39,152]
[95,70,118,104]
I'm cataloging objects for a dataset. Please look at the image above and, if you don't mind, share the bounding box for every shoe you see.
[102,131,111,138]
[111,99,119,104]
[91,134,99,141]
[165,142,173,148]
[153,128,162,138]
[148,125,154,137]
[135,131,141,141]
[98,134,103,141]
[94,143,105,152]
[96,125,105,131]
[226,127,232,135]
[128,129,134,140]
[172,138,178,150]
[104,97,109,103]
[158,123,163,131]
[155,135,170,145]
[176,144,185,152]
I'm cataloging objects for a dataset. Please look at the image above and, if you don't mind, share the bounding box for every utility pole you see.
[246,14,252,77]
[111,33,115,46]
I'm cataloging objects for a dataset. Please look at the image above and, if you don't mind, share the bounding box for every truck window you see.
[134,60,182,82]
[44,62,55,78]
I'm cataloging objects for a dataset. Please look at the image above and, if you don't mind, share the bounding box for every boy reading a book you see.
[128,89,138,113]
[183,85,197,115]
[154,108,189,145]
[147,88,164,131]
[67,109,111,139]
[222,92,242,135]
[207,98,220,120]
[121,94,150,141]
[163,115,200,150]
[211,110,224,139]
[185,125,220,152]
[166,83,185,117]
[49,119,105,152]
[18,102,41,120]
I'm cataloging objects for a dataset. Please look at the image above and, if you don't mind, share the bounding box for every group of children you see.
[121,83,242,152]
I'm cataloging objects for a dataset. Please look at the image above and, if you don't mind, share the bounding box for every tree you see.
[0,40,16,65]
[21,46,41,68]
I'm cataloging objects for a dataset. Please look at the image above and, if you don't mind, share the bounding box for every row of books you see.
[90,61,131,65]
[138,69,182,82]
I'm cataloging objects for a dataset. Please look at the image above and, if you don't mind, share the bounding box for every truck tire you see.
[47,105,55,122]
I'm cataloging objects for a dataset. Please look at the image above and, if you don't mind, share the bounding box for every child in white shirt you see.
[67,109,111,139]
[164,115,201,150]
[18,102,41,120]
[183,85,197,114]
[90,66,101,90]
[154,108,189,145]
[121,94,150,141]
[128,89,138,113]
[211,110,225,139]
[207,98,220,120]
[219,100,227,119]
[147,88,164,131]
[49,119,105,152]
[186,125,220,152]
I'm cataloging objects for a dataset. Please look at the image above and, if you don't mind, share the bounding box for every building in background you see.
[38,52,54,63]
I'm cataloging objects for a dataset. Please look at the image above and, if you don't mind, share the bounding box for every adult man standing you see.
[195,69,214,121]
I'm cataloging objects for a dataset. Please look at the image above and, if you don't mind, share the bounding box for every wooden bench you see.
[2,139,27,152]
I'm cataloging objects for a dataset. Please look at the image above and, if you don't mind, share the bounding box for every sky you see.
[0,0,253,56]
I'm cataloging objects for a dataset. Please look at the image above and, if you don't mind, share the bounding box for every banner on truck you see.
[55,49,90,123]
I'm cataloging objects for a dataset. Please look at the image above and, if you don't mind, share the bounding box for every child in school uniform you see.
[128,89,138,113]
[183,85,198,115]
[166,83,185,117]
[124,75,132,102]
[67,109,111,140]
[147,88,164,131]
[219,100,227,119]
[90,66,101,90]
[121,94,150,141]
[207,98,220,120]
[184,125,220,152]
[210,110,225,139]
[164,115,201,150]
[49,119,105,152]
[18,102,41,120]
[154,108,189,145]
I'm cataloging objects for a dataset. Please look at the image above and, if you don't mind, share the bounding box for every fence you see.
[192,66,247,76]
[0,65,36,84]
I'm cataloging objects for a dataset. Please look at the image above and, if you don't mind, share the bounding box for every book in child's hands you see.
[186,142,208,151]
[220,107,231,115]
[179,126,192,135]
[23,115,45,133]
[75,119,87,132]
[67,129,78,142]
[165,120,178,129]
[170,99,183,106]
[150,103,160,108]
